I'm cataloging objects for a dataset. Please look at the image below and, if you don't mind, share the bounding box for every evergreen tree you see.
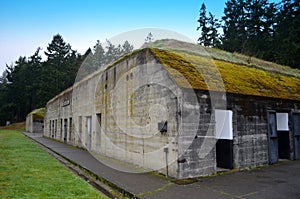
[26,48,43,110]
[222,0,247,52]
[145,32,154,43]
[274,0,300,68]
[197,3,221,47]
[207,12,221,47]
[92,40,106,68]
[0,70,10,125]
[122,41,134,54]
[197,3,210,46]
[42,34,78,102]
[6,57,29,121]
[242,0,270,55]
[104,40,118,65]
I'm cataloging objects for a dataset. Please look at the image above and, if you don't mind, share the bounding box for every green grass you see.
[0,130,107,199]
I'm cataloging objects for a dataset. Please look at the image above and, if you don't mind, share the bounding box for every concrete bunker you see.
[43,40,300,179]
[25,108,45,133]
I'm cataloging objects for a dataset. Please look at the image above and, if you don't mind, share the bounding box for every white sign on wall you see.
[215,109,233,140]
[276,113,289,131]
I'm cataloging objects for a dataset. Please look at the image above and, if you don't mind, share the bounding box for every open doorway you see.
[276,113,290,160]
[215,110,233,169]
[268,111,291,164]
[96,113,102,151]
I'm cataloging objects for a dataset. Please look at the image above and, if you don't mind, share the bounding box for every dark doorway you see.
[78,116,82,146]
[268,111,278,164]
[216,139,233,169]
[69,117,72,143]
[64,119,68,143]
[293,113,300,159]
[96,113,102,151]
[60,119,63,140]
[278,131,290,159]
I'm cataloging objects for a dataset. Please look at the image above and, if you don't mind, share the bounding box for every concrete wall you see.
[176,89,300,178]
[44,89,73,143]
[44,49,300,179]
[25,114,32,133]
[26,114,44,133]
[44,49,182,178]
[227,94,300,168]
[177,89,216,178]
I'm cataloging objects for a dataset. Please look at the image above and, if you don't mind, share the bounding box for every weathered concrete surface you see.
[44,50,182,178]
[26,109,44,133]
[25,132,300,199]
[43,47,300,179]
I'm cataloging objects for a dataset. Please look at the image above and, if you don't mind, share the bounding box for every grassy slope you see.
[0,122,26,131]
[145,39,300,78]
[0,130,106,199]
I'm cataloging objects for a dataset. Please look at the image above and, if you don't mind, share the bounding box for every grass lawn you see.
[0,130,107,199]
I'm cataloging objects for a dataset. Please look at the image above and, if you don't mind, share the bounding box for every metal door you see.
[268,111,278,164]
[293,113,300,159]
[87,116,92,150]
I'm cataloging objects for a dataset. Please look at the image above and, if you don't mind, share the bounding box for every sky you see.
[0,0,280,74]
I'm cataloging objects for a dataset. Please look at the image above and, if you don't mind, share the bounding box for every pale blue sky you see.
[0,0,280,74]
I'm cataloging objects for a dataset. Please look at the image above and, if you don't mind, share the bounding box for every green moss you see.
[48,39,300,104]
[30,108,45,119]
[151,47,300,101]
[147,39,300,78]
[151,48,208,90]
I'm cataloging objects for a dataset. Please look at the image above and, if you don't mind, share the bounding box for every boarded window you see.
[215,110,233,140]
[276,113,289,131]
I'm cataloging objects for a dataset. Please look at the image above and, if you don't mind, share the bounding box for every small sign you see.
[62,100,70,107]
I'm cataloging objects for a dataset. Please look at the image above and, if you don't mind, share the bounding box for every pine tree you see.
[197,3,210,46]
[122,41,134,54]
[222,0,247,52]
[145,32,154,43]
[42,34,78,102]
[197,3,221,47]
[92,40,106,68]
[207,12,221,47]
[274,0,300,68]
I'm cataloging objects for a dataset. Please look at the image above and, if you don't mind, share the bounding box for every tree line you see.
[0,0,299,125]
[0,34,133,125]
[197,0,299,68]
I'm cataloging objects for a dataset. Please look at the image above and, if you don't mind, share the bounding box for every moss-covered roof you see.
[149,40,300,101]
[30,108,45,119]
[47,39,300,104]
